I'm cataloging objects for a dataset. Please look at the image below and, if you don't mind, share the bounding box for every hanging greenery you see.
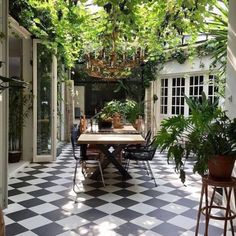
[10,0,217,73]
[206,0,228,75]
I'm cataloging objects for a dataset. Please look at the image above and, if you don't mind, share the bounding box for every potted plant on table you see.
[98,99,142,129]
[98,100,119,129]
[155,92,236,184]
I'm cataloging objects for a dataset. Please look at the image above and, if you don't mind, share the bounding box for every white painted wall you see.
[160,55,215,76]
[225,0,236,214]
[226,0,236,119]
[0,0,9,208]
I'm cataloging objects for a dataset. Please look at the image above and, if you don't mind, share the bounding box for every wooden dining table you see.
[77,125,146,179]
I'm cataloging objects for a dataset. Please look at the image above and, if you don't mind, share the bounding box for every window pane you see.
[172,106,175,114]
[190,76,193,85]
[173,78,176,86]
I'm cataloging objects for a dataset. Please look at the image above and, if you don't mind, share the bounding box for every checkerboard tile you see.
[4,144,231,235]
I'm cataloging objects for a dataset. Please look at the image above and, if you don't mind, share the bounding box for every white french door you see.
[33,40,57,162]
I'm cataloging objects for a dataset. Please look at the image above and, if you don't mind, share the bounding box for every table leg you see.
[90,144,132,180]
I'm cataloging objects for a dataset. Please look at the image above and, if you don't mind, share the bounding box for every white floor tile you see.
[3,216,14,225]
[156,185,175,193]
[34,173,53,178]
[18,185,42,193]
[45,185,68,193]
[97,193,122,202]
[127,193,152,202]
[18,215,52,230]
[139,230,162,236]
[52,178,72,185]
[3,203,25,214]
[26,178,48,185]
[8,193,34,203]
[38,193,64,202]
[57,231,79,236]
[129,203,156,214]
[168,215,196,230]
[94,215,126,228]
[130,215,163,229]
[161,203,189,214]
[62,201,92,214]
[16,231,38,236]
[96,203,124,214]
[56,215,89,230]
[30,203,59,214]
[156,193,181,202]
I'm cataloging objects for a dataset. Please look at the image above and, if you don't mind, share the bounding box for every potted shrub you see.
[8,87,32,162]
[97,101,117,129]
[155,92,236,184]
[97,99,142,129]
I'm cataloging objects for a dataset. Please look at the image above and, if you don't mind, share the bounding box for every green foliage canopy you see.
[10,0,217,70]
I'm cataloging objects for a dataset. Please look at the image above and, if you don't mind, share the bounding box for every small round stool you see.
[195,175,236,236]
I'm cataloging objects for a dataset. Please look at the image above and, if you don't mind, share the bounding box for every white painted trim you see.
[52,54,57,160]
[0,0,9,209]
[159,69,218,79]
[32,39,38,162]
[9,16,31,39]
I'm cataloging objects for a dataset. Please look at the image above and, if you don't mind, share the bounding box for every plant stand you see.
[195,175,236,236]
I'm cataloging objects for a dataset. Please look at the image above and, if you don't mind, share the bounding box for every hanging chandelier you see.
[84,31,145,80]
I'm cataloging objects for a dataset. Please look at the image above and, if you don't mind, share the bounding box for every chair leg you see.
[124,159,130,171]
[98,161,105,187]
[73,160,82,194]
[142,161,149,175]
[146,161,157,187]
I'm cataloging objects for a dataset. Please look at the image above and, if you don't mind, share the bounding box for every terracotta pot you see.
[208,155,235,180]
[113,113,123,128]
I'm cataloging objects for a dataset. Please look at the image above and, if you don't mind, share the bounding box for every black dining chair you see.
[124,129,152,152]
[71,127,105,193]
[123,139,157,187]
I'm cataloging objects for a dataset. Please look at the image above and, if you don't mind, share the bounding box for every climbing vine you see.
[10,0,217,74]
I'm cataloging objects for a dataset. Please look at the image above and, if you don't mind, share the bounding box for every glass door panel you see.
[33,40,57,162]
[37,44,52,155]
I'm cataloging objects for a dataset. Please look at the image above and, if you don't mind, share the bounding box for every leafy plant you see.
[10,0,217,71]
[206,0,228,75]
[99,99,141,124]
[9,86,33,151]
[155,92,236,184]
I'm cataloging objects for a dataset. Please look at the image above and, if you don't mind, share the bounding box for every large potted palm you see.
[155,92,236,183]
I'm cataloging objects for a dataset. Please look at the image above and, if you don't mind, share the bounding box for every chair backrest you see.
[145,139,158,160]
[145,130,152,145]
[71,126,79,160]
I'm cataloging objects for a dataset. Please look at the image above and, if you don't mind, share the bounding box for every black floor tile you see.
[32,222,65,236]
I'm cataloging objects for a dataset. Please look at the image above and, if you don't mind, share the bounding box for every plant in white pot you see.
[155,92,236,184]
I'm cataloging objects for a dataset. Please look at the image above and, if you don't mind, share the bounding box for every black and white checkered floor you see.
[4,144,231,235]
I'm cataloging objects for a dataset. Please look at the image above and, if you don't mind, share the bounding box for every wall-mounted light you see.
[153,94,158,103]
